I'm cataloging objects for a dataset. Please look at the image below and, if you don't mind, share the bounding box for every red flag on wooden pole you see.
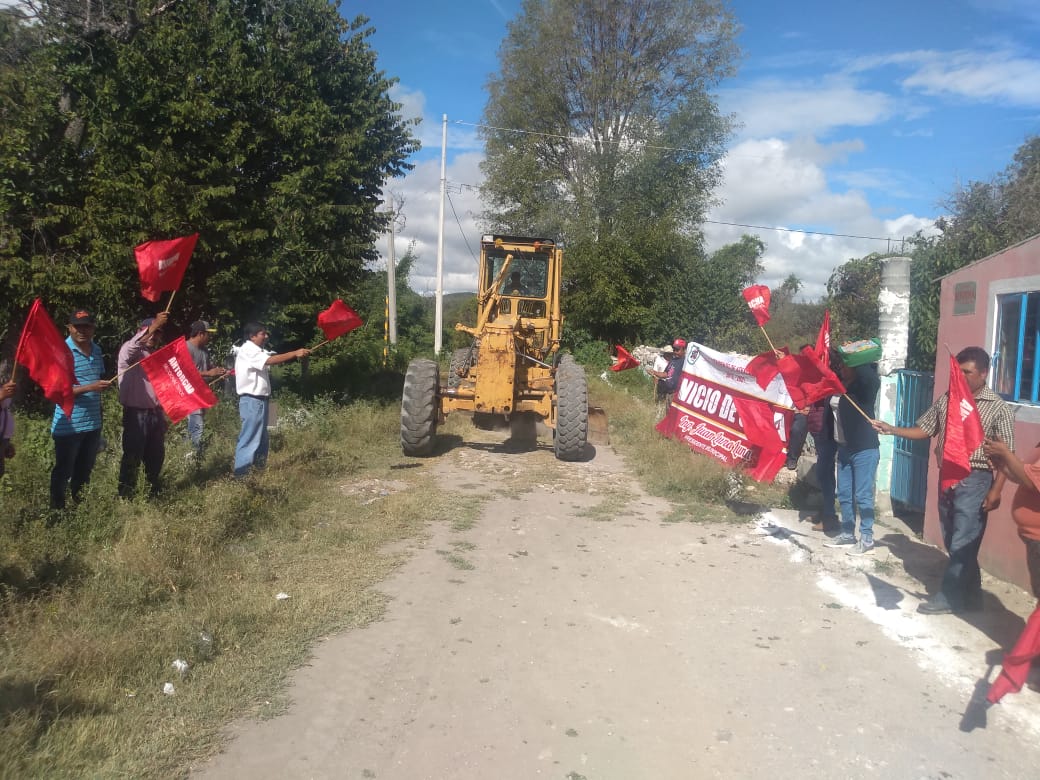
[732,396,787,482]
[139,336,218,423]
[742,285,772,326]
[317,299,363,341]
[14,299,75,417]
[134,233,199,303]
[941,354,985,491]
[610,345,639,372]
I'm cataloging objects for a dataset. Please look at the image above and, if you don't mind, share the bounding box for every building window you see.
[993,291,1040,404]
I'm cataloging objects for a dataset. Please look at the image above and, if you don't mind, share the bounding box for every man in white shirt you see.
[233,322,310,478]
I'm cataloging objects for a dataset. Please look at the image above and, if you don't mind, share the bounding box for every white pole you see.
[387,211,398,345]
[434,113,447,355]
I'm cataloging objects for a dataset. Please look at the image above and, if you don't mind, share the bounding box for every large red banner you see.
[140,337,218,423]
[655,342,793,482]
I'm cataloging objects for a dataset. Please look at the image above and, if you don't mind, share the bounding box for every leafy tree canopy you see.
[0,1,417,359]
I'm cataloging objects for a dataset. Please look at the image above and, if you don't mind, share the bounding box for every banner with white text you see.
[655,342,794,482]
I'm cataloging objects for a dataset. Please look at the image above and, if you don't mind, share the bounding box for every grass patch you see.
[0,395,451,778]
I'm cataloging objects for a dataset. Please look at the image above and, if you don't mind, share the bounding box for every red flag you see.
[742,285,771,326]
[746,347,790,390]
[14,298,75,417]
[317,299,363,341]
[987,604,1040,703]
[814,309,831,362]
[776,347,846,408]
[610,345,639,372]
[941,354,985,491]
[732,396,787,482]
[139,337,218,423]
[134,233,199,302]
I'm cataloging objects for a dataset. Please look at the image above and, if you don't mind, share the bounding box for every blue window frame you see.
[993,291,1040,404]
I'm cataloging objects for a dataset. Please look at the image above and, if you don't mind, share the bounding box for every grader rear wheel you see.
[447,347,472,389]
[554,362,588,461]
[400,359,440,456]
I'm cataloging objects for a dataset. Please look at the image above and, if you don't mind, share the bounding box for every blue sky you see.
[355,0,1040,300]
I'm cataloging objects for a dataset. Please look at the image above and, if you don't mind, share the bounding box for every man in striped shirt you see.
[51,308,113,510]
[875,346,1016,614]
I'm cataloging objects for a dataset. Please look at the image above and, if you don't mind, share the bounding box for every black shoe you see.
[917,598,954,615]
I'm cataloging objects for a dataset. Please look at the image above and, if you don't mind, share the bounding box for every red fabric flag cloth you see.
[814,309,831,362]
[317,299,363,341]
[134,233,199,302]
[742,285,772,326]
[140,337,218,423]
[776,347,846,409]
[732,396,787,482]
[14,298,75,417]
[746,347,790,390]
[610,345,639,372]
[941,354,985,491]
[987,604,1040,704]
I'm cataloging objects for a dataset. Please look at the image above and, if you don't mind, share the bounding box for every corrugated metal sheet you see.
[890,370,934,511]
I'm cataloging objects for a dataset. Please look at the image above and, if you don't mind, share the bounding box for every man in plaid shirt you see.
[874,346,1016,615]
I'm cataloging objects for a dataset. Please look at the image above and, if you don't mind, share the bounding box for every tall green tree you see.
[0,1,417,357]
[826,255,882,345]
[480,0,738,343]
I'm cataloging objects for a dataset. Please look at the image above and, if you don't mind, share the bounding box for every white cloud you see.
[721,77,895,138]
[850,49,1040,108]
[707,138,938,301]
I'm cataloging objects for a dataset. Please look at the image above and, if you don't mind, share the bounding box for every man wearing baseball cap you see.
[50,308,113,510]
[185,320,226,452]
[116,311,169,498]
[649,338,688,413]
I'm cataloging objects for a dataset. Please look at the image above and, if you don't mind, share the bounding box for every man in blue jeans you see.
[233,322,309,478]
[874,347,1015,614]
[51,308,114,510]
[825,359,881,556]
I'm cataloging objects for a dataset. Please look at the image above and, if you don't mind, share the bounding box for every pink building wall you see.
[924,234,1040,591]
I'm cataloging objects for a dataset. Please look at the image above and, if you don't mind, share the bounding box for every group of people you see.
[3,307,309,512]
[798,344,1027,615]
[654,335,1035,616]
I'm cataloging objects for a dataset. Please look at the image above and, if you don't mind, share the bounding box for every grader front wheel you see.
[400,359,440,456]
[554,362,588,461]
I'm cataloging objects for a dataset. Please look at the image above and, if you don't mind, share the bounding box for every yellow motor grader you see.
[400,234,590,460]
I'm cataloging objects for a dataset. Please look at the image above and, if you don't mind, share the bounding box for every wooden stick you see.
[308,339,330,352]
[163,288,177,314]
[759,326,782,357]
[9,362,17,384]
[842,392,873,423]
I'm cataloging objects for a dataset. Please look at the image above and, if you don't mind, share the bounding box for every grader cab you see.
[400,235,589,461]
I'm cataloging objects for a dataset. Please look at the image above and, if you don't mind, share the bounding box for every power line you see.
[704,219,901,244]
[445,189,478,264]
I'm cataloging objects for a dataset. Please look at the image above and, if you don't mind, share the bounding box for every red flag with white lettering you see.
[134,233,199,302]
[610,345,640,371]
[140,336,217,423]
[317,299,363,341]
[941,354,984,491]
[15,298,75,417]
[742,285,771,326]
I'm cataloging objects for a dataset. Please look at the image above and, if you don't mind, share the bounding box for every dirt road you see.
[195,437,1040,779]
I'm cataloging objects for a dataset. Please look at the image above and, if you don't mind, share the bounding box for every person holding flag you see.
[0,379,15,478]
[874,347,1015,614]
[233,322,310,478]
[185,320,227,453]
[51,308,113,510]
[117,312,170,499]
[648,338,687,416]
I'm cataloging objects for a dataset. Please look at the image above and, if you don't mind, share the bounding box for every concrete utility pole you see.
[434,113,447,355]
[386,211,398,345]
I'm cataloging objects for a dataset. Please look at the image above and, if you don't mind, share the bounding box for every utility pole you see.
[434,113,447,355]
[386,209,398,345]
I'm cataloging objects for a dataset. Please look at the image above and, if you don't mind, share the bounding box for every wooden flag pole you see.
[9,362,18,385]
[163,288,178,314]
[308,339,330,352]
[759,326,782,358]
[842,392,874,423]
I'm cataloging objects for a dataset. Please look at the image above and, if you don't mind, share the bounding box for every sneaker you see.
[917,596,954,615]
[847,539,875,556]
[824,533,857,547]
